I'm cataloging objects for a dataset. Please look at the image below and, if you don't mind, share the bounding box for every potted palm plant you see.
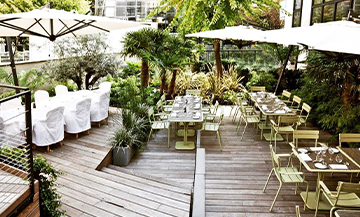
[110,108,149,166]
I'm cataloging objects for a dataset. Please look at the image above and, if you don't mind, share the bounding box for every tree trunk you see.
[141,59,150,88]
[160,69,167,95]
[214,39,223,78]
[166,69,177,99]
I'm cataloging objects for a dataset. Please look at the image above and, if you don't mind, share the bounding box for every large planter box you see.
[112,146,134,166]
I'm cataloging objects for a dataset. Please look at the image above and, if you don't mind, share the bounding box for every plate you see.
[314,163,327,169]
[298,148,308,153]
[267,110,274,113]
[331,148,339,154]
[193,116,200,119]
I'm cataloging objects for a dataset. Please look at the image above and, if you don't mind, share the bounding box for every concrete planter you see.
[112,146,134,166]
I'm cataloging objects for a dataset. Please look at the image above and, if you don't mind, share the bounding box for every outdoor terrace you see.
[35,106,358,217]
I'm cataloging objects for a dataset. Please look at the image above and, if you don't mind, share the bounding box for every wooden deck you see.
[34,106,359,217]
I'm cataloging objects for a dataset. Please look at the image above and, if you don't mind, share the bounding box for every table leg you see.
[175,122,195,150]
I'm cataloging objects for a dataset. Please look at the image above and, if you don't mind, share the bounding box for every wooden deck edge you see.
[95,148,112,171]
[0,162,28,179]
[1,180,39,217]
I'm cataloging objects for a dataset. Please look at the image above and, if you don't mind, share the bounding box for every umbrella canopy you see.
[185,25,266,42]
[0,8,143,41]
[265,21,360,55]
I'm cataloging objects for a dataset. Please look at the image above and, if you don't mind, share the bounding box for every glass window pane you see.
[294,0,302,10]
[311,7,322,24]
[336,1,350,21]
[116,0,126,6]
[116,7,126,16]
[105,0,115,7]
[323,4,334,22]
[293,11,301,27]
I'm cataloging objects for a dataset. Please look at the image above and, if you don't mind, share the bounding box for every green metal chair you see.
[289,130,319,149]
[279,90,292,105]
[186,89,201,96]
[155,100,170,120]
[339,133,360,147]
[270,116,299,152]
[147,107,171,147]
[315,181,360,217]
[237,103,260,140]
[201,109,224,150]
[250,86,266,92]
[290,95,302,113]
[297,103,311,129]
[263,145,309,212]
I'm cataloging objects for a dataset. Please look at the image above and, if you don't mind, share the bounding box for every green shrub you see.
[119,62,141,79]
[246,71,278,92]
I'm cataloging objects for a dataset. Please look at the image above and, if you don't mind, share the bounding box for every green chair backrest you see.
[156,100,164,111]
[277,116,300,125]
[186,89,201,96]
[292,95,302,108]
[148,107,154,121]
[250,86,266,92]
[293,130,319,148]
[337,181,360,194]
[282,90,291,100]
[339,133,360,147]
[160,94,166,102]
[218,109,225,124]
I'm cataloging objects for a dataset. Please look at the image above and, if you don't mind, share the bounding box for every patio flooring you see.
[35,106,359,217]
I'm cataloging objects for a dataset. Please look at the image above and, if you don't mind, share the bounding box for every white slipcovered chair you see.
[34,90,49,109]
[64,98,91,139]
[55,85,68,97]
[99,82,111,93]
[90,92,110,127]
[0,97,22,110]
[32,106,65,152]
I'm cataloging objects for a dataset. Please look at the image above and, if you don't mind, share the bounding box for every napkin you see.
[329,164,348,170]
[194,104,201,109]
[299,153,312,161]
[262,105,268,110]
[170,113,177,118]
[275,110,286,114]
[193,113,200,119]
[310,147,326,152]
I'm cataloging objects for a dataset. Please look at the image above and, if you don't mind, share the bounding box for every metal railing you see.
[0,85,34,216]
[0,51,30,63]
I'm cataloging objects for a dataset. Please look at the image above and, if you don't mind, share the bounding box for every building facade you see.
[284,0,360,28]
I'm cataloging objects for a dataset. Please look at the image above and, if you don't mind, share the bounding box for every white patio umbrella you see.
[185,25,266,42]
[0,8,144,88]
[0,8,143,41]
[264,21,360,55]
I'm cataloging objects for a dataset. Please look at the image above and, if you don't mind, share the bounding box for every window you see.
[292,0,303,27]
[311,0,353,24]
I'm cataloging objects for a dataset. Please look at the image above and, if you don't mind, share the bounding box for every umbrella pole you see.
[274,45,293,95]
[6,37,19,93]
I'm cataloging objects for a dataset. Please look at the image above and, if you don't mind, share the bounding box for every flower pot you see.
[112,146,134,166]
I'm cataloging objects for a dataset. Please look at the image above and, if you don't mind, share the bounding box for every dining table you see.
[168,95,203,150]
[335,210,360,217]
[292,146,360,210]
[249,91,296,141]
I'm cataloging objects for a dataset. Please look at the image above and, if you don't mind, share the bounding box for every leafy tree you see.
[43,34,119,90]
[121,28,168,88]
[0,0,89,14]
[151,0,278,78]
[148,34,194,98]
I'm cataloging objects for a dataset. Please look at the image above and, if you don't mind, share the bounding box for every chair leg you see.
[87,130,90,135]
[304,182,309,210]
[263,168,274,192]
[236,117,243,132]
[75,133,78,139]
[46,145,50,152]
[97,122,101,128]
[59,141,63,146]
[217,131,222,150]
[241,122,248,140]
[274,133,278,153]
[295,183,299,194]
[270,183,283,212]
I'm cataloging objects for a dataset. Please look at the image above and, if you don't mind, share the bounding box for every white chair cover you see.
[99,82,111,93]
[0,109,26,147]
[55,85,68,96]
[64,98,91,134]
[32,106,65,146]
[0,97,22,110]
[34,90,49,108]
[90,92,110,122]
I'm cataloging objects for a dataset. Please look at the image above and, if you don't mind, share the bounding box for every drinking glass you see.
[328,147,335,162]
[335,155,343,164]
